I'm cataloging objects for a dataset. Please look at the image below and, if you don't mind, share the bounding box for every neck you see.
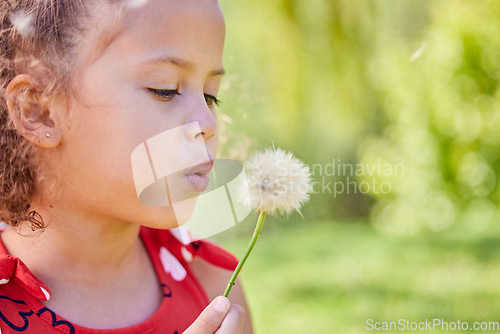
[1,199,144,288]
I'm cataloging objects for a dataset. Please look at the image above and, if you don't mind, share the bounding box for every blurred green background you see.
[213,0,500,333]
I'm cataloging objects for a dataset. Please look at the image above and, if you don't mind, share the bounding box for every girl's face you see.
[52,0,225,229]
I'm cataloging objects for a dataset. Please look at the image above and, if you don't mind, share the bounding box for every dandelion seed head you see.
[239,148,313,215]
[10,11,34,36]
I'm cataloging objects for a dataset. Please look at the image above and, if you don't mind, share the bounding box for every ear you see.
[6,74,63,149]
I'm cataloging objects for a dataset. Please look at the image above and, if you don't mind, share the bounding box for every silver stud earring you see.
[46,133,51,138]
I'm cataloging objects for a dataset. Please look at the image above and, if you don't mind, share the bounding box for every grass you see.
[210,217,500,334]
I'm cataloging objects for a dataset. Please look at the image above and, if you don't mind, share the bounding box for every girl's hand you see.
[184,296,245,334]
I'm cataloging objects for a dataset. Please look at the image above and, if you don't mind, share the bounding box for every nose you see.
[186,96,217,142]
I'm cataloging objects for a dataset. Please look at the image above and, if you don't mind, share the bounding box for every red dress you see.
[0,227,238,333]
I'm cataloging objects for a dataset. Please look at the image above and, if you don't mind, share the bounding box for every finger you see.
[184,296,230,334]
[214,303,245,334]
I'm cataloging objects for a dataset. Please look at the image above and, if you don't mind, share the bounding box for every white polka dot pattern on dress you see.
[40,287,50,301]
[159,247,187,281]
[181,247,193,262]
[0,278,9,284]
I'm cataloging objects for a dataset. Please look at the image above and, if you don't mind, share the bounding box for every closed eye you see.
[147,88,180,102]
[204,94,221,107]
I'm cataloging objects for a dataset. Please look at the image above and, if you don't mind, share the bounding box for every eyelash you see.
[147,89,221,106]
[147,88,180,102]
[205,94,221,107]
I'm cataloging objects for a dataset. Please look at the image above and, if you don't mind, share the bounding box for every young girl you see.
[0,0,252,333]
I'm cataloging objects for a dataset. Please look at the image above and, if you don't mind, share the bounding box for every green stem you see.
[223,211,267,297]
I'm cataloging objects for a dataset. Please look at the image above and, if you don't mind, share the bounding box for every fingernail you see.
[214,296,230,313]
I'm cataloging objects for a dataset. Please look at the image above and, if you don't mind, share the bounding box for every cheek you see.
[63,104,136,177]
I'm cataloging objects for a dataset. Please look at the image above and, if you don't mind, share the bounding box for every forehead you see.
[84,0,225,67]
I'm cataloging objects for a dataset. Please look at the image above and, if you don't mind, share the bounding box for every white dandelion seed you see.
[10,11,34,36]
[124,0,150,9]
[409,42,427,62]
[240,147,313,216]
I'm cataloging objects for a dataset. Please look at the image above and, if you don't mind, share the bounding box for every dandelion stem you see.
[224,210,267,297]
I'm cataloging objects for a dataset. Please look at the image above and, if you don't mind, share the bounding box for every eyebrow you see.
[141,57,225,77]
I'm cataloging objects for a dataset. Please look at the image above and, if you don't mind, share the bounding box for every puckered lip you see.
[183,160,214,176]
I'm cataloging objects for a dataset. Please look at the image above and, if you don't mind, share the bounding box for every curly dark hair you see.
[0,0,110,230]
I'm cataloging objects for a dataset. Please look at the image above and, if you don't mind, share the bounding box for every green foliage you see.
[213,220,500,334]
[219,0,500,234]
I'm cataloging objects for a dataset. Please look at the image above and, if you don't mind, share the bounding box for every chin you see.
[136,197,199,230]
